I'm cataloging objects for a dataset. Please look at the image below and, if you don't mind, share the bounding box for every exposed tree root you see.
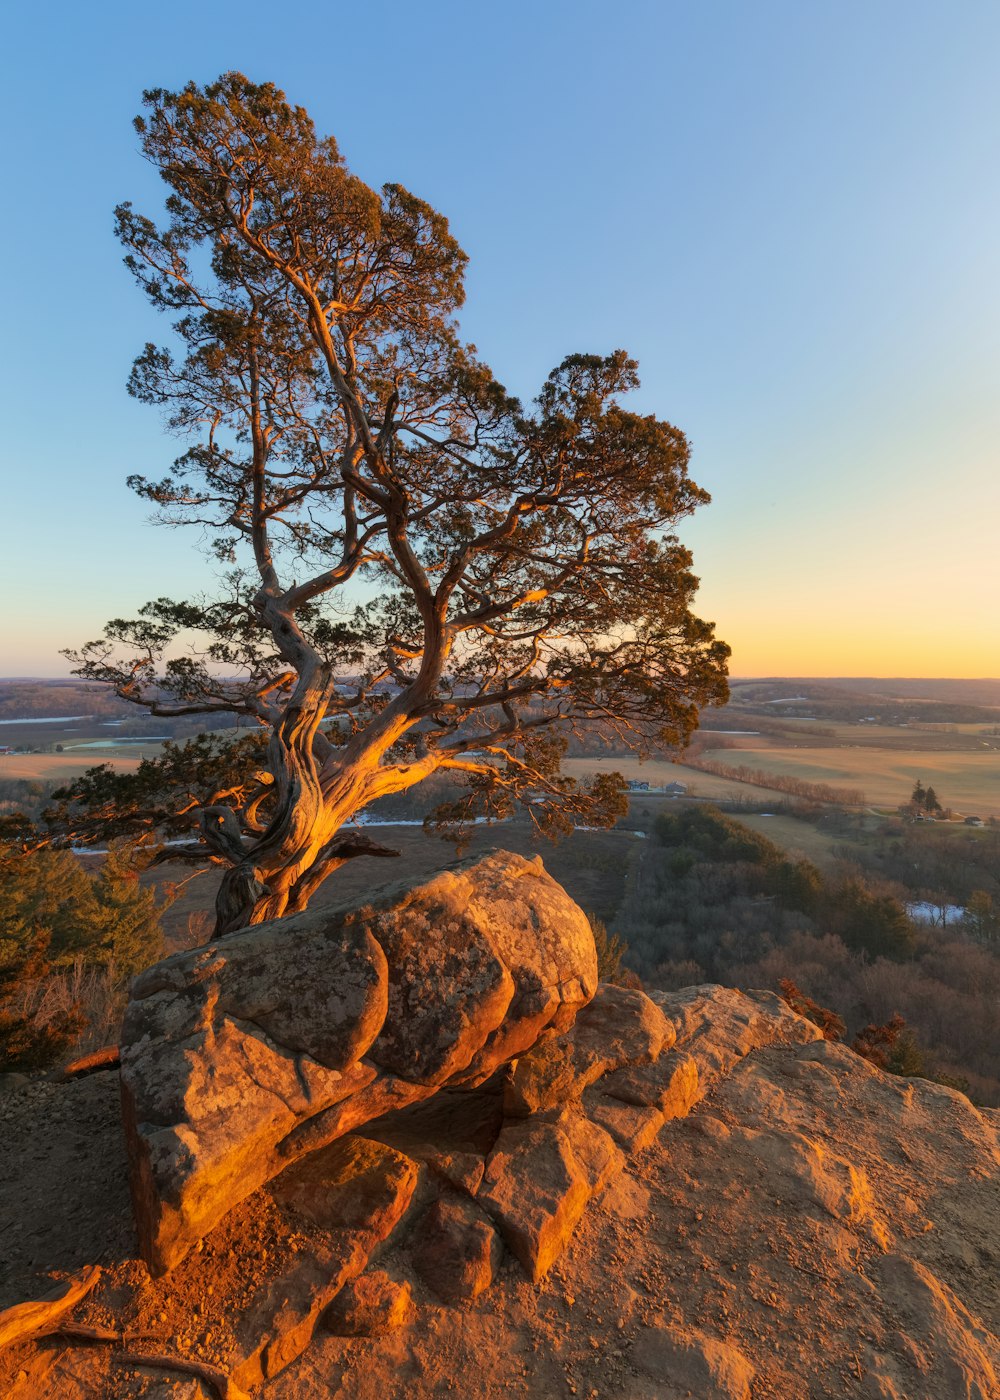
[115,1349,251,1400]
[0,1265,101,1351]
[0,1266,247,1400]
[55,1322,251,1400]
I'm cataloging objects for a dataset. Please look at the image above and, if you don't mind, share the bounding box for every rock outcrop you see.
[3,972,997,1400]
[119,850,597,1274]
[111,973,822,1385]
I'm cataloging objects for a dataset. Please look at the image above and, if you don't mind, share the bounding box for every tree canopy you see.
[53,73,728,934]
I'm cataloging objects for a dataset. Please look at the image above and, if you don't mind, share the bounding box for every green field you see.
[562,755,784,805]
[729,813,847,871]
[705,745,999,816]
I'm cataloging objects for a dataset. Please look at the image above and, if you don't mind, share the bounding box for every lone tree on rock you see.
[56,74,728,935]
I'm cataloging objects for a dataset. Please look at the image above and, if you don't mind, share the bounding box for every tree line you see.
[680,755,866,806]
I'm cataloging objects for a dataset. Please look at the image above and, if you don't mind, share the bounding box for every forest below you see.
[617,804,1000,1103]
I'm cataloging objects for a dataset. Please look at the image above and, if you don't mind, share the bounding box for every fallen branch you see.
[63,1045,121,1079]
[0,1266,101,1352]
[115,1349,251,1400]
[57,1323,160,1344]
[53,1320,249,1400]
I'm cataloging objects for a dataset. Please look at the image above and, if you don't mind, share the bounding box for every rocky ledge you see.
[1,854,997,1399]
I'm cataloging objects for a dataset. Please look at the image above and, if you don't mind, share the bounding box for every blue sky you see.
[2,0,998,676]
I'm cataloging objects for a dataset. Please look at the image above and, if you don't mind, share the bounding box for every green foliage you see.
[0,844,165,977]
[654,804,784,866]
[44,733,269,850]
[908,778,943,815]
[824,878,915,961]
[851,1014,926,1077]
[768,858,824,912]
[0,842,167,1071]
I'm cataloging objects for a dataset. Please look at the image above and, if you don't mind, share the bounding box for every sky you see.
[1,0,998,679]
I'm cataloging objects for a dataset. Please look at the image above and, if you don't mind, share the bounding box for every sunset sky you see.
[2,1,997,678]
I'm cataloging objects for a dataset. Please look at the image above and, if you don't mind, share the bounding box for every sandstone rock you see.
[630,1324,755,1399]
[477,1108,624,1281]
[586,1099,664,1153]
[504,984,674,1117]
[231,1234,369,1389]
[731,1123,893,1253]
[324,1270,414,1336]
[412,1196,503,1301]
[268,1136,418,1249]
[428,1151,486,1197]
[874,1254,1000,1400]
[370,851,598,1088]
[598,1049,699,1119]
[119,850,596,1273]
[648,984,822,1091]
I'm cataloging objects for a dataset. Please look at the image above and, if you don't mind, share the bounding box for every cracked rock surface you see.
[119,850,598,1274]
[3,979,998,1399]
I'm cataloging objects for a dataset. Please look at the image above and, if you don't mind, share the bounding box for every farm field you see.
[729,812,847,871]
[561,755,783,805]
[701,745,1000,816]
[7,733,997,817]
[0,752,144,782]
[712,721,1000,754]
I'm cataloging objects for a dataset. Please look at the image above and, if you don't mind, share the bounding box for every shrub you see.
[588,914,640,988]
[0,842,168,1070]
[851,1014,926,1077]
[0,933,85,1071]
[777,978,846,1041]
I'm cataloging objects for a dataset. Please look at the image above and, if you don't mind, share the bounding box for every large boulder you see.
[119,850,596,1275]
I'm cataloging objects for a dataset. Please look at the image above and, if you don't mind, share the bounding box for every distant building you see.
[663,781,687,797]
[964,816,985,827]
[627,779,650,791]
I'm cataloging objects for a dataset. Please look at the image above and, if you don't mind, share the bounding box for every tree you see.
[587,914,639,987]
[851,1013,926,1078]
[0,931,85,1072]
[0,844,165,978]
[824,878,915,960]
[0,841,165,1071]
[54,74,728,936]
[965,890,997,942]
[923,785,941,814]
[910,779,927,809]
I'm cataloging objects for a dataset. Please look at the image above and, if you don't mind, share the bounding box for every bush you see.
[588,914,640,988]
[0,842,168,1070]
[851,1014,926,1077]
[777,978,845,1041]
[0,933,84,1071]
